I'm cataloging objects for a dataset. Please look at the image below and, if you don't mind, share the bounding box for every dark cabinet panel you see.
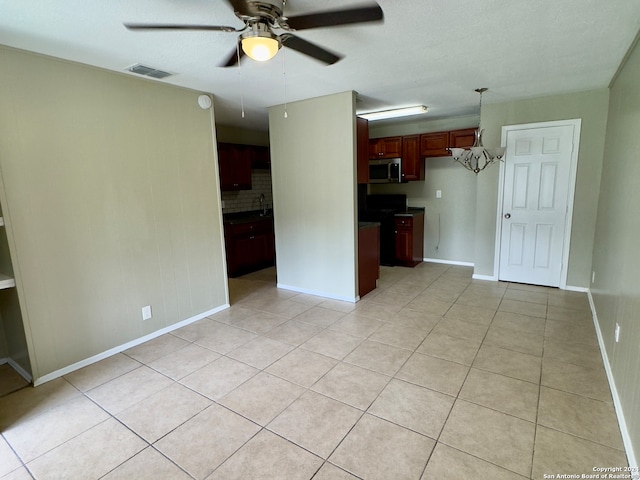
[450,128,477,149]
[394,226,413,264]
[369,136,402,159]
[357,117,370,184]
[224,218,275,277]
[420,128,478,158]
[420,132,450,157]
[401,134,424,181]
[218,143,252,191]
[358,224,380,297]
[394,213,424,267]
[251,145,271,169]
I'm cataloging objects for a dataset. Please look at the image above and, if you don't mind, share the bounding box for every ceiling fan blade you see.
[284,3,383,30]
[220,40,245,67]
[281,34,343,65]
[124,23,239,32]
[224,0,256,17]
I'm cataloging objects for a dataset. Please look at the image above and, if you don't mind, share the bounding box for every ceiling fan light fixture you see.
[359,105,428,121]
[241,23,280,62]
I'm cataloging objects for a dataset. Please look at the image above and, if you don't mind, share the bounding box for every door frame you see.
[493,119,582,289]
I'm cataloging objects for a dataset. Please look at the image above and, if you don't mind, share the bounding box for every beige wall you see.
[474,89,609,287]
[0,46,227,382]
[591,34,640,464]
[215,125,270,145]
[269,92,358,301]
[369,116,479,264]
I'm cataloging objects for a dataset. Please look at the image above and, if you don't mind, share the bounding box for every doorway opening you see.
[228,266,277,305]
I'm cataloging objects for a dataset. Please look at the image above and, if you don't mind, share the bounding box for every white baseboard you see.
[276,283,357,303]
[424,258,474,267]
[467,276,590,291]
[1,356,33,383]
[587,289,637,470]
[8,357,32,383]
[564,285,588,292]
[472,273,499,281]
[33,304,229,386]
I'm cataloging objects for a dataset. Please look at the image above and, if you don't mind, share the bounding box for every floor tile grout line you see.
[529,309,546,480]
[236,270,623,468]
[225,266,452,475]
[1,430,35,479]
[1,265,618,479]
[78,375,205,480]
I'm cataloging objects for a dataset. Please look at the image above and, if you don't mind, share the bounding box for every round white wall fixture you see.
[197,94,212,110]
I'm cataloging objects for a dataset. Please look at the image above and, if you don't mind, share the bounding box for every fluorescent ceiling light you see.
[359,105,428,121]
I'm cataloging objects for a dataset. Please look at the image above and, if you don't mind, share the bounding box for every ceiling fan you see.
[124,0,383,67]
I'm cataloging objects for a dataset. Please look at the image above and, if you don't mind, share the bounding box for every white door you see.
[498,124,576,287]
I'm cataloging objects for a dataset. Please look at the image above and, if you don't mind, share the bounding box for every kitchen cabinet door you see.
[449,128,477,149]
[357,117,370,184]
[358,224,380,297]
[394,214,424,267]
[369,136,402,159]
[420,132,450,157]
[401,134,424,181]
[224,218,275,277]
[251,145,271,169]
[218,143,252,191]
[394,225,413,264]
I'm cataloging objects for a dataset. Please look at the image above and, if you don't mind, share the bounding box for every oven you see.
[360,194,407,266]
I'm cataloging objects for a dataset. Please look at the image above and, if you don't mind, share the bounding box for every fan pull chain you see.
[282,47,288,118]
[237,42,245,118]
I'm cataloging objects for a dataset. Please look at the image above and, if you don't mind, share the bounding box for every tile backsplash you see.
[221,170,273,213]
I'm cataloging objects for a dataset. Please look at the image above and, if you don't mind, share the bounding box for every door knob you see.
[504,213,511,219]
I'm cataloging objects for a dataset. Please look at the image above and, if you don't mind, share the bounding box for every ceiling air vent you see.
[126,64,173,79]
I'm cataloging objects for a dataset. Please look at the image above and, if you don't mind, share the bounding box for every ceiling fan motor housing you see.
[124,0,383,66]
[240,0,284,25]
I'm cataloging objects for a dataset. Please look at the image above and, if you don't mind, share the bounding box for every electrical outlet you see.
[142,305,152,321]
[592,271,596,283]
[615,323,620,343]
[436,190,442,199]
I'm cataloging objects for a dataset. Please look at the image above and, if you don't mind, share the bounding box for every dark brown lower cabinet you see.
[358,223,380,297]
[394,213,424,267]
[224,218,275,277]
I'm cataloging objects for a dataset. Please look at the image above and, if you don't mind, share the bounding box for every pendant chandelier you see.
[450,88,505,174]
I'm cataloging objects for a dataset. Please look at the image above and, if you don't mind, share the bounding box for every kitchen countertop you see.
[358,221,381,229]
[394,207,425,217]
[223,210,273,224]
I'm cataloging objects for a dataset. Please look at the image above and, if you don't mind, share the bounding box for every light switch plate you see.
[436,190,442,199]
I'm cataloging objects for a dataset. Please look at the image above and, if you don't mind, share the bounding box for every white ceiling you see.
[1,0,639,132]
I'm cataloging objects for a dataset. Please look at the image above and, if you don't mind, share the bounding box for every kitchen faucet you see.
[259,193,267,216]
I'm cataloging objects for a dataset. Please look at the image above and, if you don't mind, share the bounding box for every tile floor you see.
[0,263,630,479]
[0,364,29,398]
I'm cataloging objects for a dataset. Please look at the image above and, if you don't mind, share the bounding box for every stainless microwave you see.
[369,157,402,183]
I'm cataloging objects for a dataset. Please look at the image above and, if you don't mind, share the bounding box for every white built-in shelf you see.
[0,273,15,290]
